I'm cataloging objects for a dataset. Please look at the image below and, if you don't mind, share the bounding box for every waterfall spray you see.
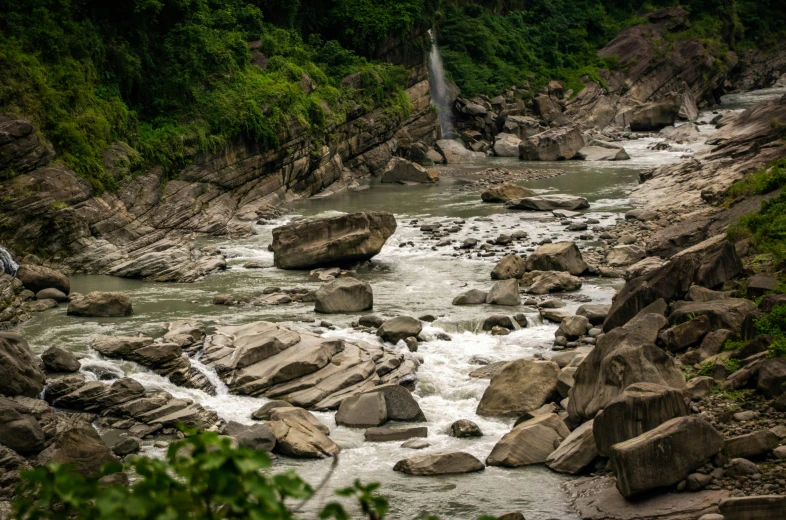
[0,246,18,276]
[427,29,455,138]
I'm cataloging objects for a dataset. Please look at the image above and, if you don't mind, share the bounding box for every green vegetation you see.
[14,429,494,520]
[0,1,417,193]
[435,0,786,98]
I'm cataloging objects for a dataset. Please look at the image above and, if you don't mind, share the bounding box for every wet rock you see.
[723,430,779,459]
[377,317,422,344]
[381,158,438,184]
[314,277,373,313]
[576,304,610,325]
[518,125,585,161]
[365,426,427,442]
[268,407,329,435]
[481,184,535,203]
[557,315,590,340]
[214,294,235,305]
[112,436,141,456]
[487,422,564,467]
[609,416,724,499]
[491,254,526,280]
[486,279,521,306]
[449,419,483,438]
[41,346,81,373]
[0,444,32,501]
[35,288,68,302]
[507,195,590,212]
[593,383,688,457]
[452,289,489,306]
[545,419,598,474]
[718,495,786,520]
[660,123,701,142]
[222,421,276,451]
[358,315,384,328]
[606,245,645,267]
[67,291,133,317]
[15,264,70,295]
[0,332,46,398]
[394,451,485,475]
[524,242,588,275]
[629,95,681,131]
[271,212,396,270]
[364,384,426,422]
[335,392,387,428]
[0,397,46,454]
[523,271,582,295]
[37,424,118,478]
[477,359,560,417]
[268,413,340,459]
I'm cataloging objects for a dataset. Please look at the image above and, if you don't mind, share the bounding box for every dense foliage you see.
[0,0,415,192]
[435,0,786,97]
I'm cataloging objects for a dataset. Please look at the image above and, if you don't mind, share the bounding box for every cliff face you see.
[0,55,438,281]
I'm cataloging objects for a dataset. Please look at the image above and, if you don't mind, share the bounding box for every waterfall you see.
[427,29,455,139]
[0,246,18,277]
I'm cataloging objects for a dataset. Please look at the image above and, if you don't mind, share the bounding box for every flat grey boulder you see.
[606,245,645,267]
[435,139,484,164]
[272,212,396,270]
[268,413,340,459]
[518,125,585,161]
[381,158,438,184]
[364,384,426,421]
[487,415,568,467]
[364,426,427,442]
[222,421,276,452]
[67,291,132,317]
[335,392,387,428]
[485,279,521,306]
[377,316,422,344]
[477,359,560,417]
[577,146,630,161]
[452,289,488,305]
[393,451,485,475]
[507,195,589,211]
[315,277,373,313]
[525,242,588,275]
[610,416,723,498]
[493,133,523,157]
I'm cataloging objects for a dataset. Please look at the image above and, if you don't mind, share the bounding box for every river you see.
[16,89,783,519]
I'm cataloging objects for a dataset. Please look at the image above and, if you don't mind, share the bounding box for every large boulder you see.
[15,264,70,295]
[723,430,779,459]
[568,311,685,422]
[507,195,589,211]
[557,315,590,340]
[41,346,81,373]
[758,358,786,398]
[524,242,588,275]
[268,413,340,458]
[481,184,535,203]
[0,332,46,397]
[487,415,569,467]
[36,424,118,478]
[491,254,526,280]
[485,279,521,306]
[377,317,422,344]
[629,94,681,131]
[222,421,276,452]
[271,212,396,270]
[576,146,630,161]
[660,315,712,352]
[0,397,46,454]
[593,382,688,456]
[477,359,560,417]
[518,125,585,161]
[452,288,488,305]
[668,299,759,335]
[364,384,426,422]
[381,158,438,184]
[493,133,523,157]
[545,419,598,474]
[435,139,484,164]
[606,245,645,267]
[394,451,485,475]
[609,417,724,498]
[314,278,373,313]
[523,270,583,295]
[335,392,387,428]
[576,304,610,325]
[67,291,133,317]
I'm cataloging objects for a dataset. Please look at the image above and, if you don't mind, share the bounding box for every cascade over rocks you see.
[202,321,417,409]
[272,212,396,270]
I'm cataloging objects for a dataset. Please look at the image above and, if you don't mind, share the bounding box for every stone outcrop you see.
[380,158,438,184]
[202,321,417,409]
[477,359,560,417]
[524,242,588,275]
[518,126,585,161]
[609,417,724,498]
[393,451,485,475]
[92,336,215,394]
[0,332,46,398]
[272,212,396,270]
[314,277,373,313]
[67,292,133,317]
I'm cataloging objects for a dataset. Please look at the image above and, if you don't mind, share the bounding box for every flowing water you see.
[16,91,783,519]
[427,29,455,138]
[0,245,18,276]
